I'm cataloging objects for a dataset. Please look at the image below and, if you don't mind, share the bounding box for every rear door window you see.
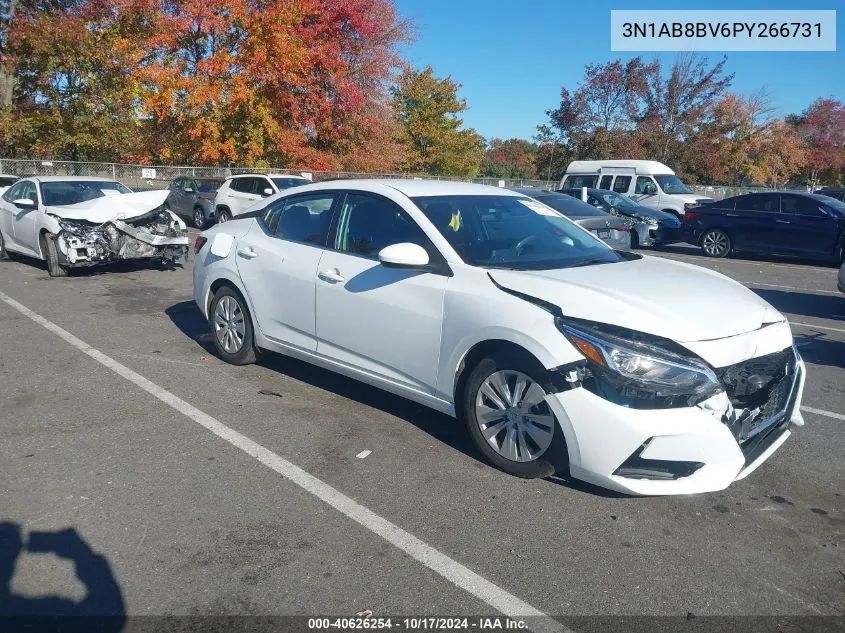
[264,193,336,245]
[230,178,253,194]
[599,175,613,190]
[740,194,780,213]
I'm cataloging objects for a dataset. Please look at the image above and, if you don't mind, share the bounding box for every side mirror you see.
[378,242,430,269]
[183,187,194,194]
[13,198,35,209]
[645,184,658,195]
[262,188,274,197]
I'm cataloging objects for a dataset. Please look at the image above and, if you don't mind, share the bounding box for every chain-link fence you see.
[0,159,559,192]
[0,158,785,200]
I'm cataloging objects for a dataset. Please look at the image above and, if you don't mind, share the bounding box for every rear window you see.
[535,193,608,217]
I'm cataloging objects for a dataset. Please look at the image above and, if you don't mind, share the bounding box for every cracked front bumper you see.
[546,356,805,496]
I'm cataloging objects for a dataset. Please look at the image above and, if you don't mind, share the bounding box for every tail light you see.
[194,236,208,254]
[683,211,700,222]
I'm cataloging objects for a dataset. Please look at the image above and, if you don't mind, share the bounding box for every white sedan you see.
[192,180,806,495]
[0,176,189,276]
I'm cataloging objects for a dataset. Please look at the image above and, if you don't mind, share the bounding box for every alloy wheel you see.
[474,370,555,463]
[194,208,205,228]
[213,295,246,354]
[702,230,729,257]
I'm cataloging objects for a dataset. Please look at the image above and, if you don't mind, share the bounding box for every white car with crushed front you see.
[0,177,189,276]
[192,180,806,495]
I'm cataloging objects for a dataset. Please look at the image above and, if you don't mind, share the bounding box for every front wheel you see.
[0,228,9,260]
[462,352,568,479]
[40,233,68,277]
[209,286,258,365]
[700,228,731,258]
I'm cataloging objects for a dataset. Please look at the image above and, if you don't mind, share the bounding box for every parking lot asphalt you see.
[1,235,843,627]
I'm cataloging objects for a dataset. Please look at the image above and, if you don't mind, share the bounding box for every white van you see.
[560,160,712,218]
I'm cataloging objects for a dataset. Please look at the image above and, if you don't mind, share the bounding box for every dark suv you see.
[683,191,845,262]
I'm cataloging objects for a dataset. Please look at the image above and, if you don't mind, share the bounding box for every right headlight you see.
[556,319,722,409]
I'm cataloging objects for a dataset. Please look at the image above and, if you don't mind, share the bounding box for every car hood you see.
[45,190,169,223]
[488,255,785,343]
[672,193,712,204]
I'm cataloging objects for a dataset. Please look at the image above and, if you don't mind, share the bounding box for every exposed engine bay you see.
[52,207,189,267]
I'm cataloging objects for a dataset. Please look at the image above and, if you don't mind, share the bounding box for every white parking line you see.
[791,321,845,334]
[801,406,845,421]
[0,290,569,633]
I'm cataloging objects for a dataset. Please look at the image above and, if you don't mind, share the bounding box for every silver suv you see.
[214,174,311,222]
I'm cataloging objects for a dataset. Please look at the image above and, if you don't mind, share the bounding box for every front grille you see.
[716,347,798,443]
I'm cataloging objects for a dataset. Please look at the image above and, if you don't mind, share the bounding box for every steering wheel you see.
[514,234,539,256]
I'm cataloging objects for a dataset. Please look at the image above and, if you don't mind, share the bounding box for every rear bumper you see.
[546,357,805,496]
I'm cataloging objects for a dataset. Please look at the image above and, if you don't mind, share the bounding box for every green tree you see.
[390,66,484,176]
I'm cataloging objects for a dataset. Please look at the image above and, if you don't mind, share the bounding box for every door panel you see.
[12,181,40,254]
[730,194,779,251]
[235,193,338,351]
[778,195,839,256]
[315,192,447,393]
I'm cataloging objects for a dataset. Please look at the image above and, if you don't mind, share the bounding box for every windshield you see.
[196,179,223,192]
[594,191,640,211]
[272,177,309,190]
[411,194,621,271]
[40,181,132,206]
[654,175,693,194]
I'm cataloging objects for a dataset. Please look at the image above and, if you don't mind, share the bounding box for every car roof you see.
[726,191,838,203]
[295,179,520,198]
[28,176,120,183]
[565,160,674,175]
[228,173,309,179]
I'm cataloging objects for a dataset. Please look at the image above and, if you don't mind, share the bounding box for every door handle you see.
[237,246,258,259]
[775,219,791,224]
[318,268,345,283]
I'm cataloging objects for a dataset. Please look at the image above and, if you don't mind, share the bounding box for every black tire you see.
[217,208,231,223]
[0,228,9,260]
[40,232,68,277]
[461,351,568,479]
[700,228,732,258]
[208,285,259,365]
[193,206,207,229]
[629,229,640,249]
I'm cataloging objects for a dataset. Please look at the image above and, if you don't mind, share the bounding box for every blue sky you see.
[394,0,843,141]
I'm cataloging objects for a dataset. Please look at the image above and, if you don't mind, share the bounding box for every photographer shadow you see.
[0,522,125,632]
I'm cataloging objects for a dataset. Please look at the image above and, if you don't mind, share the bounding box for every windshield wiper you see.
[564,258,615,268]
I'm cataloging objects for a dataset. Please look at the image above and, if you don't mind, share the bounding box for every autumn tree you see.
[0,0,148,160]
[390,65,484,176]
[481,138,538,179]
[788,98,845,187]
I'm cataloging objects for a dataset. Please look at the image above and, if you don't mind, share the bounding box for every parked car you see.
[214,173,312,222]
[558,187,681,247]
[193,179,805,496]
[164,177,223,228]
[683,191,845,262]
[817,187,845,203]
[0,174,19,196]
[510,188,631,251]
[560,160,712,219]
[0,177,188,276]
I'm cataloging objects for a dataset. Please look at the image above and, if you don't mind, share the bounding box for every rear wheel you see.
[462,352,568,479]
[217,208,231,223]
[193,206,207,229]
[40,233,68,277]
[701,228,731,258]
[209,286,258,365]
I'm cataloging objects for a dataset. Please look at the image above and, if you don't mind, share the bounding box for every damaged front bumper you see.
[53,208,189,267]
[632,220,682,247]
[546,346,805,496]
